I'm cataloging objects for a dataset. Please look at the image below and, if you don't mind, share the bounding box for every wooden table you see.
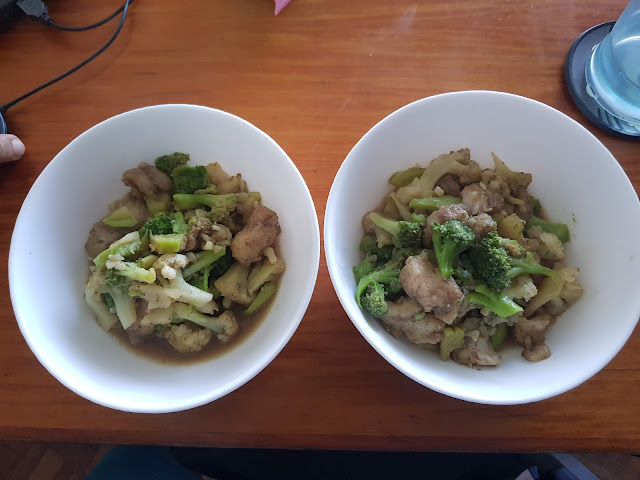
[1,0,638,453]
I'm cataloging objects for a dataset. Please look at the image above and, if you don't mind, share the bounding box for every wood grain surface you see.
[1,0,639,452]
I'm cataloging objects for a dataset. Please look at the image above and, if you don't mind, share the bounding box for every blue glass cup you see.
[585,0,640,128]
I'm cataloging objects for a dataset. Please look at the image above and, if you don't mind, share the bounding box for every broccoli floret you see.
[171,165,209,194]
[355,260,402,309]
[173,193,239,222]
[93,232,142,268]
[390,246,421,264]
[360,281,388,317]
[526,215,570,243]
[143,213,174,235]
[367,212,422,248]
[470,231,554,291]
[359,235,394,264]
[142,212,189,236]
[384,278,405,301]
[432,220,475,278]
[106,261,156,284]
[409,196,461,211]
[155,152,189,176]
[467,284,524,318]
[245,282,278,315]
[452,254,476,287]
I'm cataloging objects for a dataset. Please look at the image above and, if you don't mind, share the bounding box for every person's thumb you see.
[0,134,26,163]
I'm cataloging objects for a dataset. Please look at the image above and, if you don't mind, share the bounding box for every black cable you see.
[1,0,132,114]
[43,0,135,32]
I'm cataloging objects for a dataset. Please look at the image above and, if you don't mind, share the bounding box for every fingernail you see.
[11,138,25,159]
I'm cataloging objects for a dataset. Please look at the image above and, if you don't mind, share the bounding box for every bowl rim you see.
[324,90,640,405]
[9,103,321,413]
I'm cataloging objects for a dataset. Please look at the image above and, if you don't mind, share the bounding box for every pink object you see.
[274,0,292,15]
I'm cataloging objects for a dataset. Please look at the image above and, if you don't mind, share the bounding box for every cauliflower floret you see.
[129,284,182,310]
[164,323,212,354]
[504,275,538,302]
[395,149,481,204]
[524,267,582,317]
[84,267,119,330]
[105,254,125,270]
[209,224,233,246]
[527,226,564,260]
[153,253,189,280]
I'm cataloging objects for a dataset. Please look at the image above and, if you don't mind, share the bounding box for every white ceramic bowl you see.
[10,104,320,413]
[325,91,640,405]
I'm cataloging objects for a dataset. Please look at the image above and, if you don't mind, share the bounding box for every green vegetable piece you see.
[359,235,394,264]
[409,196,462,211]
[440,327,465,361]
[411,213,427,224]
[245,282,278,314]
[182,248,227,279]
[107,263,156,284]
[171,212,188,234]
[360,281,388,317]
[470,231,554,292]
[355,259,402,308]
[136,254,159,269]
[353,257,376,284]
[367,212,422,248]
[150,234,185,254]
[490,323,509,350]
[171,164,209,194]
[155,152,189,176]
[432,220,475,278]
[209,286,222,298]
[209,251,234,279]
[526,215,570,243]
[144,193,172,216]
[93,232,141,268]
[101,205,138,228]
[388,166,425,187]
[101,293,116,310]
[143,213,174,235]
[173,303,237,335]
[467,284,523,318]
[247,259,286,295]
[188,265,212,292]
[173,193,239,222]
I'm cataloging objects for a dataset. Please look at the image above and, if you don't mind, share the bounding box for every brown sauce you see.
[110,301,272,365]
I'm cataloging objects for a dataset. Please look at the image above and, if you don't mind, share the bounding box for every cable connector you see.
[16,0,50,22]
